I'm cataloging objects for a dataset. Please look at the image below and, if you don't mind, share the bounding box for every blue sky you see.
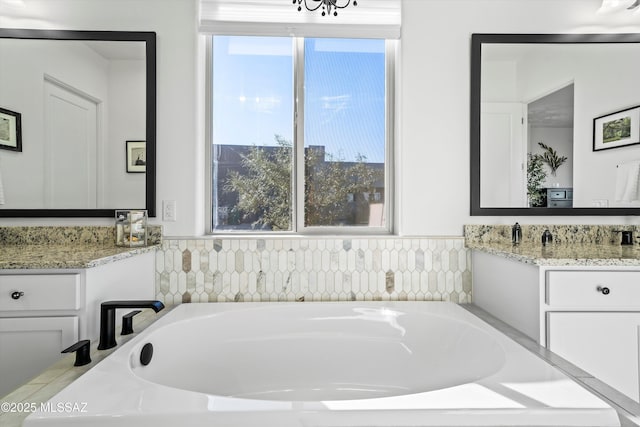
[212,36,386,163]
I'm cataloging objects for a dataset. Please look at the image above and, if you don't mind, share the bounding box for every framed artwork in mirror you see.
[126,140,146,173]
[0,107,22,152]
[593,105,640,151]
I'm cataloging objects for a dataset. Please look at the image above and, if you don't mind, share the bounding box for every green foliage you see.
[603,117,631,143]
[225,135,292,231]
[537,142,567,176]
[305,150,380,226]
[225,135,382,230]
[527,152,547,207]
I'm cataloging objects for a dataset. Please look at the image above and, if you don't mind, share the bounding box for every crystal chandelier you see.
[294,0,358,17]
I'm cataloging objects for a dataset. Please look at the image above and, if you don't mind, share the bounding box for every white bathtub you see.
[25,302,619,426]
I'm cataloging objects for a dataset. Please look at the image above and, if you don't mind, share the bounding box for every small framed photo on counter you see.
[115,209,148,247]
[126,140,146,173]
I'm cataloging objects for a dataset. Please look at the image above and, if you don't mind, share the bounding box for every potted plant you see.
[527,153,547,207]
[538,142,567,176]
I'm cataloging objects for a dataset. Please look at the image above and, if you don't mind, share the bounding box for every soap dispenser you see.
[512,222,522,244]
[542,229,553,246]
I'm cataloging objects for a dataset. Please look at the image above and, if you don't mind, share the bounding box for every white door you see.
[0,316,78,397]
[548,312,640,402]
[44,80,99,209]
[480,102,526,207]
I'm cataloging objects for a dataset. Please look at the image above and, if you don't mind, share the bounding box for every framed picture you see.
[593,105,640,151]
[0,107,22,152]
[126,140,146,173]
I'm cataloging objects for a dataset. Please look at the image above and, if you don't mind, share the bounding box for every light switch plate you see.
[163,200,177,222]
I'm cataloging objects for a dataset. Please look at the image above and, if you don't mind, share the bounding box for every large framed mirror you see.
[471,33,640,216]
[0,29,155,217]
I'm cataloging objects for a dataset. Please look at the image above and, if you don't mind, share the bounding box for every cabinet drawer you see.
[547,200,572,208]
[548,190,567,199]
[0,274,80,311]
[546,271,640,308]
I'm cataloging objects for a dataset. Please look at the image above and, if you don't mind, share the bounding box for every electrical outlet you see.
[163,200,177,222]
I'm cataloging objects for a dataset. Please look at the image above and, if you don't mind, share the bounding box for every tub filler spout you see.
[98,300,165,350]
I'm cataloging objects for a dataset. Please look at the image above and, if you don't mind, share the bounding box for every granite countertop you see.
[0,244,158,270]
[466,241,640,267]
[0,226,161,269]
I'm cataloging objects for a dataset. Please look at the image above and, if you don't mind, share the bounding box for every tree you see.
[305,150,380,226]
[224,135,292,231]
[225,135,382,230]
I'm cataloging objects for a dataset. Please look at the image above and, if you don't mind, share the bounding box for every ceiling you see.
[527,83,574,128]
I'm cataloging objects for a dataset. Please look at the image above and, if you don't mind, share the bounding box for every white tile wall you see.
[155,237,471,305]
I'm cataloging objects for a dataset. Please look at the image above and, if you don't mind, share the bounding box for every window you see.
[208,35,393,233]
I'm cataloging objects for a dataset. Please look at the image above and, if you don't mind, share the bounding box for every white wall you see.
[104,59,146,208]
[401,0,640,235]
[0,0,198,230]
[1,0,639,236]
[481,60,517,102]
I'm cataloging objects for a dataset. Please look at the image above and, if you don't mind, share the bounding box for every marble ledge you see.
[0,244,158,270]
[462,304,640,426]
[466,241,640,267]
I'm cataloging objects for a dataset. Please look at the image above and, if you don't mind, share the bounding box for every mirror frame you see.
[0,28,156,217]
[470,33,640,216]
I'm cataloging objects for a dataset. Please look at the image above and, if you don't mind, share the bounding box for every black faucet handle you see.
[62,340,92,366]
[121,310,142,335]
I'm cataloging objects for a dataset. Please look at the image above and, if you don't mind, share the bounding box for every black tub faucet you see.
[98,300,164,350]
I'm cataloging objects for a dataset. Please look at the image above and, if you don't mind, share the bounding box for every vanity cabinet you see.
[0,252,155,397]
[473,251,640,403]
[548,312,640,401]
[0,317,78,398]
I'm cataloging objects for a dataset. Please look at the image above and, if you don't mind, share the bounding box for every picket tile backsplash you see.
[155,237,471,305]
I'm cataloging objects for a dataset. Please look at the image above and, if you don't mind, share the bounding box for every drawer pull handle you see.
[10,291,24,300]
[596,286,611,295]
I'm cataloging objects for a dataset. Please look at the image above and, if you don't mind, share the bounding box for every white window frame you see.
[205,35,396,235]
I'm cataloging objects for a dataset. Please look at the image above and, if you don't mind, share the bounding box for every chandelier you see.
[294,0,358,17]
[599,0,640,11]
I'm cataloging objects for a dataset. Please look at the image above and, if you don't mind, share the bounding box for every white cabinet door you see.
[548,312,640,402]
[0,317,78,397]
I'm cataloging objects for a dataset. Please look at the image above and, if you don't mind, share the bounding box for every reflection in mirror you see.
[0,29,155,217]
[471,33,640,216]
